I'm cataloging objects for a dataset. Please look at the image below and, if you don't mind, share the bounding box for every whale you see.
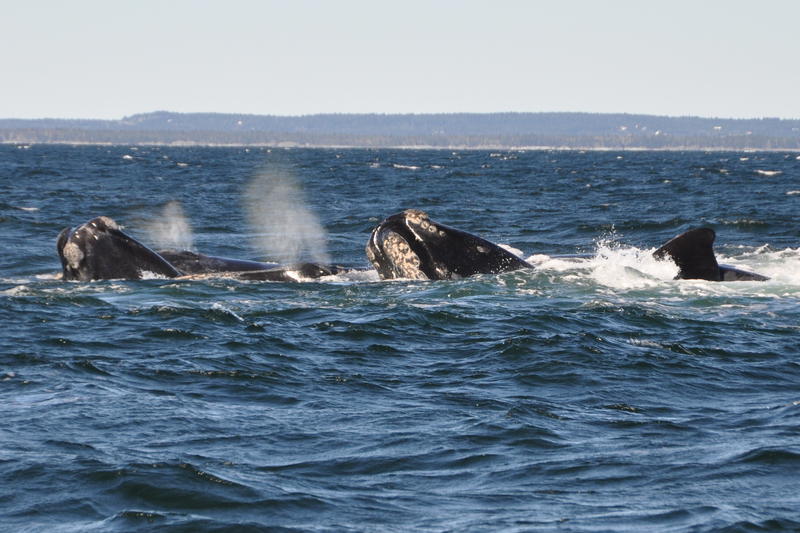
[653,227,768,281]
[156,250,280,275]
[57,216,341,281]
[57,216,180,281]
[366,210,768,282]
[366,209,532,280]
[58,213,768,283]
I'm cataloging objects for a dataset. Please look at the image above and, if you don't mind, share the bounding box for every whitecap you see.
[1,286,29,296]
[211,302,245,322]
[755,170,782,177]
[628,338,664,348]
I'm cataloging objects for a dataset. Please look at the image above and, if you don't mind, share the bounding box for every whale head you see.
[366,209,532,280]
[56,216,180,281]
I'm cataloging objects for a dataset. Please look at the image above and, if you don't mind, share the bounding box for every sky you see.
[2,0,798,120]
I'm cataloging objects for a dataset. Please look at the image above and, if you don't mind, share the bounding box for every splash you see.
[527,238,679,290]
[587,241,679,289]
[525,237,800,298]
[144,201,195,251]
[244,168,330,265]
[718,246,800,285]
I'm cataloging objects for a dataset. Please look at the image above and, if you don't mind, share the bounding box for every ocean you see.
[1,145,799,532]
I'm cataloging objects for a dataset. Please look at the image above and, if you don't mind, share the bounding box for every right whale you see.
[366,210,768,282]
[653,227,768,281]
[56,216,341,282]
[366,209,532,280]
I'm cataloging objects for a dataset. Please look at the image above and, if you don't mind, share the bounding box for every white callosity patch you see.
[404,209,445,240]
[382,231,427,280]
[61,241,84,269]
[95,216,120,231]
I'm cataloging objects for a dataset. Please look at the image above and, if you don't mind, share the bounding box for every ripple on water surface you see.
[2,147,800,531]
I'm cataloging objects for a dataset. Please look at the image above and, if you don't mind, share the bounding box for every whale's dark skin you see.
[366,209,532,280]
[56,216,342,282]
[156,250,280,274]
[57,214,768,283]
[57,217,181,281]
[653,228,768,281]
[366,210,768,282]
[155,250,342,281]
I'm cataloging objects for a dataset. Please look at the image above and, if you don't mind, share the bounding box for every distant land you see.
[2,111,800,150]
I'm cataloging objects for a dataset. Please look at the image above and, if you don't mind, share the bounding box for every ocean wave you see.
[4,146,800,532]
[755,169,783,177]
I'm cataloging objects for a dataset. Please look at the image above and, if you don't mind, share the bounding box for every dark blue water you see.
[2,145,800,532]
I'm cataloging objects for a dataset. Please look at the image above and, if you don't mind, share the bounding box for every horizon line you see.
[2,110,799,122]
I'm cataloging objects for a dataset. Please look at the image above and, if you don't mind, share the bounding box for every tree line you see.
[1,112,799,150]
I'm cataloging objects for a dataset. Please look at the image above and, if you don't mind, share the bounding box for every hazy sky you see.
[3,0,798,119]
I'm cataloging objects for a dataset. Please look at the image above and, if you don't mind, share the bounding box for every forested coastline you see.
[2,111,799,150]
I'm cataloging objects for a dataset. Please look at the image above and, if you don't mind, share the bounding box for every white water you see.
[528,242,800,297]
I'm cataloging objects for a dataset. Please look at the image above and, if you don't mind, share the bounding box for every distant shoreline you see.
[3,140,799,153]
[3,111,799,151]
